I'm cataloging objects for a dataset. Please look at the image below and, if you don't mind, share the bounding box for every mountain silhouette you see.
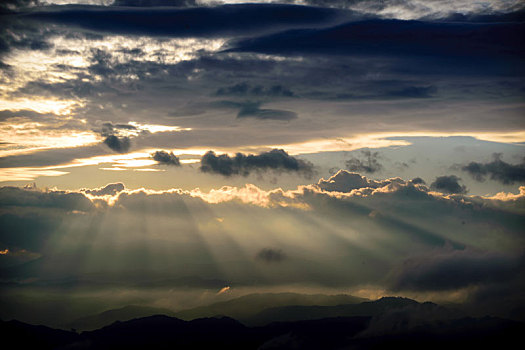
[68,305,177,331]
[174,292,366,323]
[1,297,522,349]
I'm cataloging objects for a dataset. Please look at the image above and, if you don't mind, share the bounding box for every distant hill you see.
[0,319,80,350]
[248,296,446,325]
[1,310,522,350]
[174,292,366,323]
[64,292,365,331]
[67,305,177,331]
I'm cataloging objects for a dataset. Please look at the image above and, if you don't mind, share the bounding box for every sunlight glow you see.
[0,167,69,182]
[0,98,83,116]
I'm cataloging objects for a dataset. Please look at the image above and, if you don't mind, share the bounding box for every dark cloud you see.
[430,175,467,194]
[0,0,38,13]
[409,177,426,185]
[0,16,53,57]
[200,149,314,177]
[83,183,125,196]
[237,102,297,121]
[215,83,294,98]
[152,150,181,166]
[98,122,137,137]
[211,100,298,121]
[25,4,344,38]
[256,248,287,263]
[229,19,525,77]
[0,109,52,121]
[462,153,525,185]
[103,135,131,153]
[345,150,382,174]
[385,85,437,98]
[0,144,107,169]
[0,186,94,211]
[112,0,198,7]
[391,248,519,291]
[316,170,398,192]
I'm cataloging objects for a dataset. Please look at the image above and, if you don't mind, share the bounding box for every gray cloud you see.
[345,150,383,174]
[391,248,519,291]
[316,170,396,192]
[103,135,131,153]
[200,149,314,177]
[256,248,287,263]
[237,102,297,121]
[98,122,137,138]
[462,153,525,185]
[216,82,294,98]
[112,0,198,7]
[83,183,125,196]
[430,175,467,194]
[409,177,426,185]
[152,150,181,166]
[0,186,94,211]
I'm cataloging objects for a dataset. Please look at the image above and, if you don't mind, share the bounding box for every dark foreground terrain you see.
[1,297,522,349]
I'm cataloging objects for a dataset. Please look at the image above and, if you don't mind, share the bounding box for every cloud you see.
[215,83,295,98]
[212,101,298,121]
[409,177,426,185]
[112,0,198,7]
[0,109,52,122]
[0,0,38,13]
[103,135,131,153]
[296,0,525,19]
[345,150,382,174]
[316,170,401,192]
[390,248,520,291]
[199,149,314,177]
[0,186,94,211]
[1,173,524,313]
[229,18,525,66]
[151,150,181,166]
[25,4,343,38]
[98,122,138,137]
[236,102,297,121]
[256,248,286,263]
[430,175,467,194]
[82,183,125,196]
[462,153,525,185]
[385,85,437,98]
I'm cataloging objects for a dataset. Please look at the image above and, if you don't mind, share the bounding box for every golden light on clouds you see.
[0,167,69,182]
[217,286,231,295]
[0,98,83,116]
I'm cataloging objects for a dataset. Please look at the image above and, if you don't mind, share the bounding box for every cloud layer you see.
[200,149,314,177]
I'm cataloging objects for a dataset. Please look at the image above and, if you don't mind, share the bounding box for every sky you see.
[0,0,524,327]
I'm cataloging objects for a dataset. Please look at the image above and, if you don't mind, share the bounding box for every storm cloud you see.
[200,149,314,177]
